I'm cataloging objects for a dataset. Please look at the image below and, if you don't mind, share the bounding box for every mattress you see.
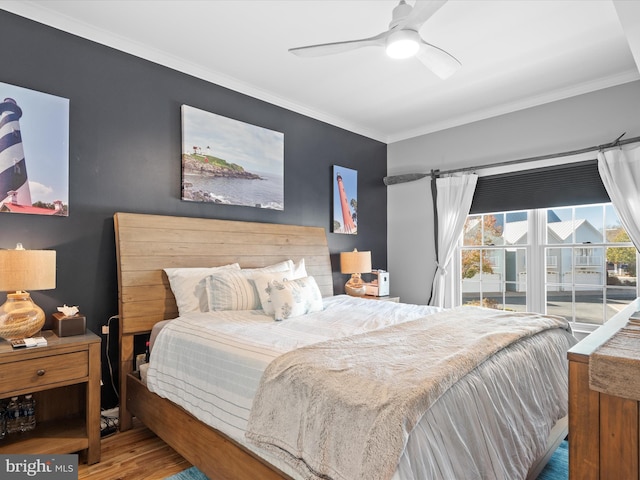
[145,295,576,480]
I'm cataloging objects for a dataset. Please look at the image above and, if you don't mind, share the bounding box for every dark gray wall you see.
[0,11,387,407]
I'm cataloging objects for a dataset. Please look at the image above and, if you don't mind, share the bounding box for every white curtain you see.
[429,174,478,308]
[597,144,640,251]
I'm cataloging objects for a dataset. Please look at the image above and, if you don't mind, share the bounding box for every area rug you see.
[164,440,568,480]
[164,466,209,480]
[536,440,568,480]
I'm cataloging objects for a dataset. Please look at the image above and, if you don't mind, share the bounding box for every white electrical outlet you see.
[102,325,109,335]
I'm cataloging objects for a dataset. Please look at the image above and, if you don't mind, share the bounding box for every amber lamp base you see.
[0,292,45,340]
[345,273,366,297]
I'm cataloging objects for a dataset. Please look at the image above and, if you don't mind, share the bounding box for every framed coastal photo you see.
[332,165,358,234]
[0,82,69,216]
[181,105,284,210]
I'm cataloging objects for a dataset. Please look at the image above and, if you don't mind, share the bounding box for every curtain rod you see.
[383,133,640,186]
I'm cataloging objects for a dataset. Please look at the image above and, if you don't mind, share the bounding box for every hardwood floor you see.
[78,419,192,480]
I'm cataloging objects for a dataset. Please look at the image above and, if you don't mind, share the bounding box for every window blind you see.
[469,159,610,214]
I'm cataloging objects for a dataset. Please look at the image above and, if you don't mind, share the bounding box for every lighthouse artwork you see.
[332,165,357,234]
[0,82,69,216]
[0,98,32,207]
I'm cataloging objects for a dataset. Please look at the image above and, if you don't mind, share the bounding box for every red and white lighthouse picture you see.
[332,165,357,234]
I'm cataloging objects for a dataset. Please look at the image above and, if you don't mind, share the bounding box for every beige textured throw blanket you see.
[589,321,640,401]
[245,306,570,480]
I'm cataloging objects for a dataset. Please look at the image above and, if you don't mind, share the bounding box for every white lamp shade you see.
[340,249,372,274]
[0,249,56,292]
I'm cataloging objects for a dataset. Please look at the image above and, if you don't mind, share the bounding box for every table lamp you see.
[340,249,371,297]
[0,243,56,340]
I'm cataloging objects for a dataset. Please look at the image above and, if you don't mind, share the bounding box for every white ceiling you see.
[1,0,639,143]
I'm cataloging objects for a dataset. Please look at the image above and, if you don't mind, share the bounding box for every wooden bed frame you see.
[114,211,566,480]
[114,212,333,479]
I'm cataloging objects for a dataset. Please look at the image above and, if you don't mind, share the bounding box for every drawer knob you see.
[36,369,45,376]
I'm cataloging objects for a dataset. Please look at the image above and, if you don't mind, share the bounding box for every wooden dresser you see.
[568,298,640,480]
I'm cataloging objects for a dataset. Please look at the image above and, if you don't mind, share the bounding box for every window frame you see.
[455,205,639,333]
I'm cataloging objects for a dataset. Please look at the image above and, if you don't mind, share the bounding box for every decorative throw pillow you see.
[253,272,291,315]
[253,262,307,315]
[269,276,323,321]
[164,264,240,315]
[206,269,262,311]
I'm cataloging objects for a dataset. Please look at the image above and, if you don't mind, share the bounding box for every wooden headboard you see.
[113,211,334,429]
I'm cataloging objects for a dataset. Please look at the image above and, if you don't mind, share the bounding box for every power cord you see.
[105,314,119,400]
[100,315,120,437]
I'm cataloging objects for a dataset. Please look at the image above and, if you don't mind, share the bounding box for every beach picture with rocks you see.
[181,105,284,210]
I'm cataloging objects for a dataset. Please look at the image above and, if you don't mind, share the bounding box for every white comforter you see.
[146,296,576,480]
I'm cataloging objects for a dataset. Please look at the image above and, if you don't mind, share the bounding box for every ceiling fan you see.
[289,0,461,79]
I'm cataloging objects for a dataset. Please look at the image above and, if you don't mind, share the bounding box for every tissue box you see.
[51,313,86,337]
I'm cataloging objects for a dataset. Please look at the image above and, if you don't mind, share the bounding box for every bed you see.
[114,212,575,480]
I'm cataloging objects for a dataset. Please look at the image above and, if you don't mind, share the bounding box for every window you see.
[461,211,529,312]
[459,203,638,328]
[544,204,637,325]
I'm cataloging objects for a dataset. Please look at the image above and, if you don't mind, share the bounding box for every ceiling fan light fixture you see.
[385,30,420,59]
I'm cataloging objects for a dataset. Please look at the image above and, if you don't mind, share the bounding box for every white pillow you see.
[164,264,240,315]
[269,276,323,321]
[206,269,262,311]
[242,260,294,273]
[291,258,307,278]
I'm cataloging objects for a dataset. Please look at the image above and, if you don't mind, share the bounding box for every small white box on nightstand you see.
[365,270,389,296]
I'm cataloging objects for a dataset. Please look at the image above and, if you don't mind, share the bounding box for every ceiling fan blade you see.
[397,0,448,31]
[415,41,461,79]
[289,31,388,57]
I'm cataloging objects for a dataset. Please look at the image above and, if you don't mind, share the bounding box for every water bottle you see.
[5,397,21,434]
[20,395,36,432]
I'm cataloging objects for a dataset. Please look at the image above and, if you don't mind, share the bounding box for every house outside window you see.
[459,203,638,330]
[461,211,529,312]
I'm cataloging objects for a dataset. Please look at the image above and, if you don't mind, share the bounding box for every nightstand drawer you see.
[0,351,88,392]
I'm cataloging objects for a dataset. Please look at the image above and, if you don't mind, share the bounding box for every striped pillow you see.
[164,263,240,315]
[205,270,261,311]
[205,260,297,311]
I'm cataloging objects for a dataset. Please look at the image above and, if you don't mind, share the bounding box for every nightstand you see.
[363,295,400,303]
[0,330,101,464]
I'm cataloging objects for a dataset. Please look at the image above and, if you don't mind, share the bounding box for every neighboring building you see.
[463,216,605,294]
